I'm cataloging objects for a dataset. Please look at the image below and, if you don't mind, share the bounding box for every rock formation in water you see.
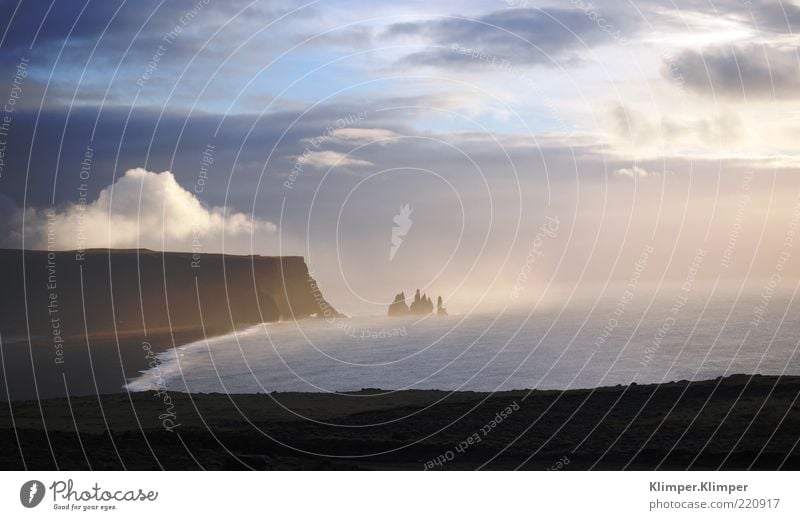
[437,296,448,316]
[409,289,434,315]
[388,288,444,316]
[0,248,341,339]
[388,292,410,316]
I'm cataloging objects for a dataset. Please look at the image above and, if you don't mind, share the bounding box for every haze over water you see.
[127,286,800,394]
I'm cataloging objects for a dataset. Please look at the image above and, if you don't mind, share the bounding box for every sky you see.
[0,0,799,314]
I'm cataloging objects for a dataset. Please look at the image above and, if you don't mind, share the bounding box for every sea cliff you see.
[0,248,339,400]
[0,248,338,340]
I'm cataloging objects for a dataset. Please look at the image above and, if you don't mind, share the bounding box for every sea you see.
[125,285,800,394]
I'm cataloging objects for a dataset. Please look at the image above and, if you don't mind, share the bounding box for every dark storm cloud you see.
[0,0,273,53]
[0,97,563,254]
[0,96,423,208]
[3,86,765,223]
[0,0,206,71]
[0,89,611,249]
[385,7,636,68]
[0,0,294,111]
[668,44,800,100]
[748,0,800,33]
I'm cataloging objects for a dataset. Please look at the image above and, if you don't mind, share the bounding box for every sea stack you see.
[409,289,434,315]
[388,292,410,316]
[437,296,448,316]
[388,289,442,316]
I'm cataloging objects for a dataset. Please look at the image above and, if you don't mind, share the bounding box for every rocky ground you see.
[1,374,798,470]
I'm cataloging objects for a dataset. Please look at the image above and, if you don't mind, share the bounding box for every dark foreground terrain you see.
[1,375,798,470]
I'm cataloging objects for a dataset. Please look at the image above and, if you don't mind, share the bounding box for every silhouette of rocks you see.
[410,289,434,315]
[388,289,441,316]
[437,296,448,316]
[388,292,410,316]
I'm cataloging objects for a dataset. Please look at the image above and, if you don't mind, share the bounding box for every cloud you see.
[386,7,635,68]
[293,150,375,169]
[0,0,307,112]
[744,0,800,34]
[324,128,402,145]
[0,0,278,56]
[668,45,800,100]
[606,103,745,157]
[614,166,660,179]
[646,0,800,36]
[14,168,275,251]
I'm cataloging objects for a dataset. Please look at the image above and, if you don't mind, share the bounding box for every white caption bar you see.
[1,471,797,518]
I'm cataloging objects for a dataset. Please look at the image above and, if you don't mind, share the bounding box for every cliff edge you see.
[0,248,340,340]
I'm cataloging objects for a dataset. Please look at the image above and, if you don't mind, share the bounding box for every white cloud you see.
[20,168,275,251]
[325,127,401,145]
[294,150,374,169]
[614,166,659,179]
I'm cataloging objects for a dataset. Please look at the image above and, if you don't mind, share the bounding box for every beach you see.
[0,328,215,401]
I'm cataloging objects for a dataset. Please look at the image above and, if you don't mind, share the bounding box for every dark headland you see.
[0,248,339,400]
[1,375,798,470]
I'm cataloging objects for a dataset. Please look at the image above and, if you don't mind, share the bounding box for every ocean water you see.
[126,287,800,393]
